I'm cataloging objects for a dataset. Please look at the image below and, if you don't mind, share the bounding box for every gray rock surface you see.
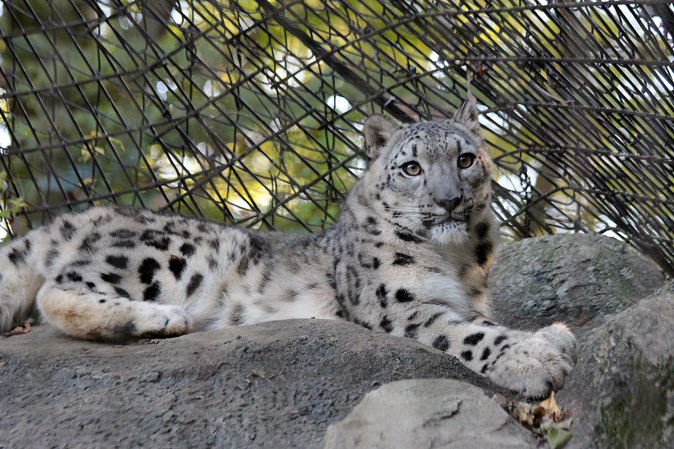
[489,234,664,340]
[557,293,674,449]
[323,378,539,449]
[0,319,505,449]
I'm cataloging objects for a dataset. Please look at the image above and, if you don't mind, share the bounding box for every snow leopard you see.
[0,97,576,398]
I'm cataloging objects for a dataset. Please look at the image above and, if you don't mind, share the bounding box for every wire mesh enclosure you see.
[0,0,673,273]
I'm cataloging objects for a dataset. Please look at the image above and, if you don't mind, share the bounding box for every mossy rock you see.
[557,294,674,449]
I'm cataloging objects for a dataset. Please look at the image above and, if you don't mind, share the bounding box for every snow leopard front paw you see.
[134,304,192,338]
[488,323,577,399]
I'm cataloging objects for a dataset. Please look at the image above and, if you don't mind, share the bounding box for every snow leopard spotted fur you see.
[0,98,576,398]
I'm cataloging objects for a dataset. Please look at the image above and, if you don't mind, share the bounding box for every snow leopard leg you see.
[36,282,191,341]
[0,233,45,332]
[419,315,577,398]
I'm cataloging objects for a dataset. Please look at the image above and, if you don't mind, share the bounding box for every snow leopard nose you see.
[437,195,462,213]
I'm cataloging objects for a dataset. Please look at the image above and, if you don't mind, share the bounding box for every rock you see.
[323,378,539,449]
[0,319,505,449]
[557,294,674,449]
[489,234,664,340]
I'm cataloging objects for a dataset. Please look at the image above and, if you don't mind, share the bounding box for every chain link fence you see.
[0,0,673,274]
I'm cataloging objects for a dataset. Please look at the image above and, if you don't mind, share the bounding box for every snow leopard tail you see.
[0,228,47,333]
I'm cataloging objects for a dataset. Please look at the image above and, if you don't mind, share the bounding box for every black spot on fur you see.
[86,282,97,291]
[247,234,266,264]
[138,258,161,284]
[111,240,136,248]
[237,256,250,276]
[79,233,102,252]
[282,290,298,302]
[180,243,196,257]
[395,230,423,243]
[99,299,106,304]
[327,272,337,290]
[60,221,76,241]
[207,257,218,270]
[101,272,122,284]
[395,288,415,303]
[404,323,420,338]
[364,216,382,236]
[380,316,394,333]
[140,230,171,251]
[106,255,128,270]
[433,335,450,351]
[424,312,443,327]
[458,264,471,279]
[407,311,419,321]
[114,287,130,298]
[494,335,507,346]
[258,268,272,293]
[186,273,203,297]
[168,256,187,280]
[110,229,136,239]
[392,252,414,266]
[55,274,63,284]
[143,282,161,301]
[464,332,485,345]
[475,221,489,240]
[164,221,191,238]
[475,240,493,266]
[345,265,361,305]
[8,248,25,265]
[481,347,491,361]
[230,303,244,326]
[44,249,59,267]
[481,363,489,374]
[66,271,83,282]
[461,350,473,361]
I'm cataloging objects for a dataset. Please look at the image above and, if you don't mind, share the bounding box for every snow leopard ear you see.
[364,114,398,163]
[453,90,483,141]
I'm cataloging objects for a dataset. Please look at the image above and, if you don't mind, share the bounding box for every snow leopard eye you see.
[401,161,422,176]
[458,153,476,169]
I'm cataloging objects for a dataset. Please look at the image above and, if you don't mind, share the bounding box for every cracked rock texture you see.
[323,378,539,449]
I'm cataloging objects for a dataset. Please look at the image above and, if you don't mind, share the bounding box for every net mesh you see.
[1,0,673,274]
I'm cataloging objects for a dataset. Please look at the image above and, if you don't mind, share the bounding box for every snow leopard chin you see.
[429,221,469,246]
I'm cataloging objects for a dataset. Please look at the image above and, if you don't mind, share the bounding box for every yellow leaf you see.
[538,391,562,419]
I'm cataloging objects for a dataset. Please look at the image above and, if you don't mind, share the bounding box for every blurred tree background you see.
[0,0,673,273]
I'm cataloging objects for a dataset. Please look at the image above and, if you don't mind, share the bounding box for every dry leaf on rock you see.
[505,392,574,449]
